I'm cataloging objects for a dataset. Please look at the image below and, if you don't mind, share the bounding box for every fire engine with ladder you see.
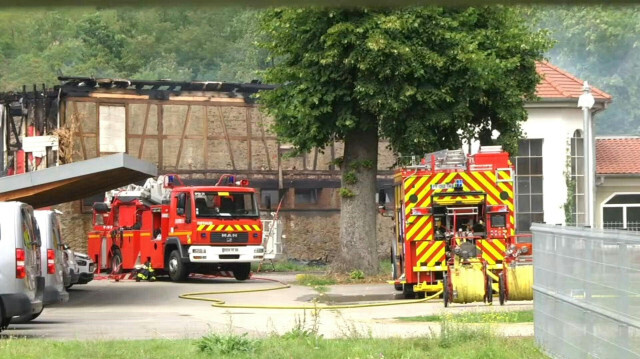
[87,174,266,281]
[386,146,533,306]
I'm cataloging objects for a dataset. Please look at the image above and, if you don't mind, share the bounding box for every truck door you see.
[173,192,193,244]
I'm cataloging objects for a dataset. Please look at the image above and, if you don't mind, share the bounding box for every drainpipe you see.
[578,82,595,227]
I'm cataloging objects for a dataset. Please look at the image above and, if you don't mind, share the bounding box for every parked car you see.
[63,244,79,289]
[74,252,95,285]
[12,210,70,323]
[0,202,45,332]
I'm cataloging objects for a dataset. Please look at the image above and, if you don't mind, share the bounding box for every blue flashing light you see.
[167,175,175,184]
[229,175,235,184]
[253,233,258,238]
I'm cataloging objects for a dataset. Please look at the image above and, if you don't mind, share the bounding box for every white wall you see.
[521,107,584,226]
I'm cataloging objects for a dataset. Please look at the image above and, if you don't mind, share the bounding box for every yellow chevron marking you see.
[234,225,243,231]
[405,176,429,202]
[418,242,444,266]
[468,172,500,205]
[243,225,252,231]
[252,225,261,231]
[141,233,151,237]
[197,224,206,231]
[497,170,511,181]
[421,173,446,208]
[492,239,506,251]
[123,233,134,238]
[416,241,430,255]
[404,176,417,191]
[415,221,433,241]
[427,247,445,267]
[205,224,214,231]
[480,240,504,262]
[407,216,428,239]
[216,225,225,231]
[225,225,234,231]
[497,181,514,205]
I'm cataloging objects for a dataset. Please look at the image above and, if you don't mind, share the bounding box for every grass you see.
[0,330,548,359]
[397,310,534,323]
[252,260,326,273]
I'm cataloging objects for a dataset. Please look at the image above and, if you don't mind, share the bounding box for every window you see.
[99,105,126,153]
[295,188,319,205]
[260,189,280,210]
[194,191,259,218]
[602,194,640,231]
[568,130,585,225]
[514,139,544,232]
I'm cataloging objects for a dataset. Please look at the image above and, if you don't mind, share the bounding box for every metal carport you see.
[0,153,157,208]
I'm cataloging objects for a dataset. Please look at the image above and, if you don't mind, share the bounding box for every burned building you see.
[0,77,396,261]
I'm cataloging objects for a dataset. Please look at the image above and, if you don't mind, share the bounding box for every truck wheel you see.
[168,250,189,282]
[111,249,123,274]
[402,283,416,299]
[233,263,251,281]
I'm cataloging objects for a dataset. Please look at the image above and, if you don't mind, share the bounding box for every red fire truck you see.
[87,174,264,281]
[384,146,532,305]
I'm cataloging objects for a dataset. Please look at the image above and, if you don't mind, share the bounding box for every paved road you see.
[1,273,533,340]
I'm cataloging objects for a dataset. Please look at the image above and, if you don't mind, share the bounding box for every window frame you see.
[601,192,640,231]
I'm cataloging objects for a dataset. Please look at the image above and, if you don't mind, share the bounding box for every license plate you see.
[221,248,239,253]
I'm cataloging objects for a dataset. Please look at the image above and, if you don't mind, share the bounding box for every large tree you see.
[258,6,551,274]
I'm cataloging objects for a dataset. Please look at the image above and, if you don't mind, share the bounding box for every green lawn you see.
[397,310,534,323]
[0,328,547,359]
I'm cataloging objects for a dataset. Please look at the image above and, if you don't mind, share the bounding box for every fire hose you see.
[179,277,443,310]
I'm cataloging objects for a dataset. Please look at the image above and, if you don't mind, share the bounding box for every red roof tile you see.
[535,62,612,101]
[596,137,640,175]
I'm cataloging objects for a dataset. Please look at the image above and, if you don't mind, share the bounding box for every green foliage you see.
[295,273,337,286]
[258,7,551,157]
[349,269,365,280]
[196,332,255,355]
[563,150,577,226]
[0,8,269,91]
[530,6,640,135]
[398,310,534,323]
[339,187,356,198]
[343,170,358,185]
[252,259,327,272]
[0,335,547,359]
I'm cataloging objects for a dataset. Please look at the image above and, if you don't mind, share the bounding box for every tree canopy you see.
[258,6,551,273]
[258,7,551,157]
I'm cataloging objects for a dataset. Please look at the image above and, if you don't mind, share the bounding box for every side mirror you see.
[176,193,186,216]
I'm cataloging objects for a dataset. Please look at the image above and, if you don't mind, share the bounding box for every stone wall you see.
[56,202,396,263]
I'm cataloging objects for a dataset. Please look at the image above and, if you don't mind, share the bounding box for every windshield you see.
[194,191,259,218]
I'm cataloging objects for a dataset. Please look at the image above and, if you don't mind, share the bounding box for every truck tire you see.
[233,263,251,281]
[168,250,189,282]
[111,249,123,274]
[0,302,8,331]
[402,283,416,299]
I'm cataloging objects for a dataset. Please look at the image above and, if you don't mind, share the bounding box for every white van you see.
[0,202,45,331]
[11,210,70,322]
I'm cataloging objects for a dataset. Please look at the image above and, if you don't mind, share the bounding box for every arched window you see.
[602,193,640,231]
[568,130,584,225]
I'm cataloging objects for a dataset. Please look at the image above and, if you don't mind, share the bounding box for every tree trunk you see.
[331,126,379,275]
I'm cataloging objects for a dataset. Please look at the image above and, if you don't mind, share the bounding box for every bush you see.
[196,332,255,355]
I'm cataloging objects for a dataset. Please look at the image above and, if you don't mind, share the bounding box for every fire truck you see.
[87,174,264,281]
[385,146,533,306]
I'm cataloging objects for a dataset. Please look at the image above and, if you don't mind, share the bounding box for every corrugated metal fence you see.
[532,224,640,359]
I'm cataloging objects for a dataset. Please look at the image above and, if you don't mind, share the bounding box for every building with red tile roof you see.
[596,137,640,175]
[535,61,612,102]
